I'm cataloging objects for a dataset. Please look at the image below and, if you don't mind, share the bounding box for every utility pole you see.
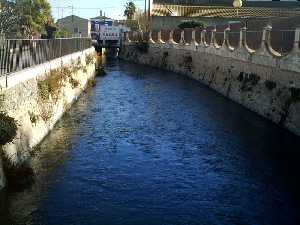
[148,0,151,31]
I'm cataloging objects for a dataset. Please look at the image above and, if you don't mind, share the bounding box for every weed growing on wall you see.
[0,112,18,146]
[88,78,96,87]
[135,40,149,54]
[183,55,193,72]
[265,80,277,90]
[85,53,95,65]
[71,57,83,74]
[38,62,83,102]
[70,77,80,88]
[28,111,39,125]
[96,67,106,77]
[0,93,5,108]
[83,66,88,73]
[38,68,67,101]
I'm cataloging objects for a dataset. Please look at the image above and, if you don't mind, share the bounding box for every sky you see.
[49,0,146,21]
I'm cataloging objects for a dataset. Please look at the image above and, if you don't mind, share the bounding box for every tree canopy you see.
[0,0,19,37]
[124,1,136,20]
[0,0,54,38]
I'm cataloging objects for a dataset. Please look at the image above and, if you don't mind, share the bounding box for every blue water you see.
[1,59,300,225]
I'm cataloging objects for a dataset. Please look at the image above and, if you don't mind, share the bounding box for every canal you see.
[1,58,300,225]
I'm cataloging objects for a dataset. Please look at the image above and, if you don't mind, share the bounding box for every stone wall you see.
[120,27,300,136]
[0,48,96,190]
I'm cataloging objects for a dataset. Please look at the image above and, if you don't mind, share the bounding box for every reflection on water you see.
[1,58,300,225]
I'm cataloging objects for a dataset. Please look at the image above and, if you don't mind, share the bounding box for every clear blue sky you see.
[49,0,146,21]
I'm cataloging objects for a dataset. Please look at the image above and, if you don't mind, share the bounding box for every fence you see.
[0,38,92,77]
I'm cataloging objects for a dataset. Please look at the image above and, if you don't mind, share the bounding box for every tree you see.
[16,0,53,38]
[124,1,136,20]
[0,0,19,37]
[0,0,54,38]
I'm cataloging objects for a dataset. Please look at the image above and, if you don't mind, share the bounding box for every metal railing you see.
[0,38,92,77]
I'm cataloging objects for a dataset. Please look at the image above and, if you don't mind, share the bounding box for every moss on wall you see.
[0,112,18,146]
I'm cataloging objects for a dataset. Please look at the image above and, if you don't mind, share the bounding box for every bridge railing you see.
[126,26,300,56]
[0,38,92,77]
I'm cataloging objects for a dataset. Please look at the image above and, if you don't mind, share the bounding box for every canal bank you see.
[1,59,300,225]
[0,48,96,190]
[119,41,300,136]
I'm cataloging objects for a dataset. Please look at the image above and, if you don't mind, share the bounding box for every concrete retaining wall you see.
[0,48,96,190]
[120,36,300,137]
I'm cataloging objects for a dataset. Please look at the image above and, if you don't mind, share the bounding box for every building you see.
[57,15,91,37]
[90,16,114,40]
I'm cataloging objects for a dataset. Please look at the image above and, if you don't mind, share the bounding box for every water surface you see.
[1,59,300,225]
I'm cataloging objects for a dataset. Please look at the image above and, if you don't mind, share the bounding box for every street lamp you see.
[233,0,242,17]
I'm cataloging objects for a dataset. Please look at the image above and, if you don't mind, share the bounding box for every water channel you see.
[1,58,300,225]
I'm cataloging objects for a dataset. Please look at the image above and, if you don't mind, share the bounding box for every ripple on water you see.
[1,59,300,225]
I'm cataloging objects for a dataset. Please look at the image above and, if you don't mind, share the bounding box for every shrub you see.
[28,111,39,124]
[38,69,65,101]
[88,78,96,87]
[70,77,80,88]
[85,53,95,65]
[265,80,277,90]
[135,41,149,54]
[0,112,18,145]
[178,21,205,30]
[96,67,106,76]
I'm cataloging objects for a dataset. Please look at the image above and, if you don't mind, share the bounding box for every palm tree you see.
[124,1,136,20]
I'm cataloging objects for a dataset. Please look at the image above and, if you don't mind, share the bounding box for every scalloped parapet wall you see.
[125,26,300,74]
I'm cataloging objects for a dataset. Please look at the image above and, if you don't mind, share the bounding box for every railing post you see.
[149,31,155,43]
[125,32,131,43]
[180,30,185,44]
[157,30,165,44]
[60,38,63,66]
[261,25,271,50]
[191,29,198,46]
[201,30,207,46]
[210,28,216,47]
[292,27,300,53]
[168,30,176,44]
[256,25,281,57]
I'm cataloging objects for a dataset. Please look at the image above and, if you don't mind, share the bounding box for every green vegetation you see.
[1,0,54,38]
[70,77,80,88]
[85,53,95,65]
[124,1,136,20]
[72,57,83,74]
[38,68,65,101]
[96,67,106,76]
[37,61,86,101]
[83,66,88,73]
[265,80,277,90]
[178,21,205,30]
[237,72,260,92]
[88,78,96,87]
[135,40,149,54]
[28,111,39,125]
[0,93,5,108]
[183,55,193,72]
[290,87,300,101]
[0,112,18,146]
